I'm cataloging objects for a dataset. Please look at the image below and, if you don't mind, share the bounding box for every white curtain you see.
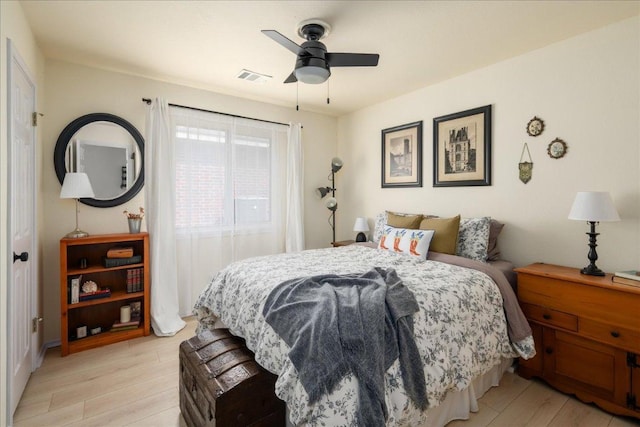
[169,107,289,316]
[286,123,304,252]
[144,98,186,336]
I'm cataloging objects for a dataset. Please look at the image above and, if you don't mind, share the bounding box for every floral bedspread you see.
[194,246,535,426]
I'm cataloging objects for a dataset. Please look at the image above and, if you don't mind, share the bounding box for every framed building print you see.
[433,105,491,187]
[381,121,423,188]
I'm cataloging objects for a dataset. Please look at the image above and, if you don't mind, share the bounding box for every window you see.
[171,108,287,235]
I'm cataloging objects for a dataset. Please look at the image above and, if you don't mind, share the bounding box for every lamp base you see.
[580,223,605,276]
[580,264,605,276]
[355,232,367,242]
[65,228,89,238]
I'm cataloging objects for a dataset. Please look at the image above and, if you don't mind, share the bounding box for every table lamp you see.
[353,217,369,242]
[568,191,620,276]
[60,172,95,238]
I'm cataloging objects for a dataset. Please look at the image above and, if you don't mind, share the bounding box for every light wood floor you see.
[13,317,640,427]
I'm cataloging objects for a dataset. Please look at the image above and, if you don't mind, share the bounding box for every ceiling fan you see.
[262,19,380,85]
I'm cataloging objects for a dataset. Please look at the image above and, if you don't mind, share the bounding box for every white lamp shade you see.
[60,172,95,199]
[568,191,620,222]
[353,217,369,232]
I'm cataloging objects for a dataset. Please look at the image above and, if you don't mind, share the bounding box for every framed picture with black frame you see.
[433,105,491,187]
[381,121,423,188]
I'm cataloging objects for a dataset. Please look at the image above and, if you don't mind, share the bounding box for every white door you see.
[7,39,37,418]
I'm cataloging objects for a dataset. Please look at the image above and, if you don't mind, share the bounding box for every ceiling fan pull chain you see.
[296,82,299,111]
[327,80,330,105]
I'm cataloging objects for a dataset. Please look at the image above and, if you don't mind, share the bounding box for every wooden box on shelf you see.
[515,263,640,419]
[59,232,150,356]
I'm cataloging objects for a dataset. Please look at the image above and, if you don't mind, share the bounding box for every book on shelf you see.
[613,270,640,281]
[111,319,140,332]
[126,268,144,293]
[112,320,140,328]
[103,255,142,268]
[110,325,139,332]
[127,269,133,292]
[612,275,640,288]
[79,288,111,302]
[68,276,81,304]
[106,246,134,258]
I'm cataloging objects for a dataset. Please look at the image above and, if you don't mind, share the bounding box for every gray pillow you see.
[487,220,505,261]
[456,217,491,262]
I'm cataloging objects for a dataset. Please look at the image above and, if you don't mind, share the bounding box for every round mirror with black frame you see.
[54,113,145,208]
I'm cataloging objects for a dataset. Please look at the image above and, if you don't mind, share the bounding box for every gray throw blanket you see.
[262,267,427,427]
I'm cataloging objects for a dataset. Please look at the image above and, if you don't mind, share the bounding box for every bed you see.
[194,213,536,426]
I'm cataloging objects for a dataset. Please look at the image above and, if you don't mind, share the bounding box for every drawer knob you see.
[542,314,551,320]
[610,331,620,338]
[545,347,553,354]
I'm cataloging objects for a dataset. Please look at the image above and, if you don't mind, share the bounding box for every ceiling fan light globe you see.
[295,66,330,84]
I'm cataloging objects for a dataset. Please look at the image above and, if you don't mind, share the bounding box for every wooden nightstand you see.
[331,240,355,247]
[515,263,640,419]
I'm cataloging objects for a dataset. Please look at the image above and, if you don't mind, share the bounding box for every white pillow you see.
[377,226,435,259]
[373,212,387,243]
[456,217,491,261]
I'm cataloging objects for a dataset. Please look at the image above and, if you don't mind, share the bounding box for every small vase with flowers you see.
[123,207,144,233]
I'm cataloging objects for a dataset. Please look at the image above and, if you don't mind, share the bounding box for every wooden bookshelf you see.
[59,232,150,356]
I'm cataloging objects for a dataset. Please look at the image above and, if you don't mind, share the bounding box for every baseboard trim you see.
[36,340,61,368]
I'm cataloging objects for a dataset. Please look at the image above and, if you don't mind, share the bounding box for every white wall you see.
[337,17,640,273]
[0,1,46,423]
[41,60,337,344]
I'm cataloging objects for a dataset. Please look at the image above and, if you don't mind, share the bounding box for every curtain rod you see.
[141,98,294,128]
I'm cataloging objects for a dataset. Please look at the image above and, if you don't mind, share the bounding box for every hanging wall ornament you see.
[519,143,533,184]
[526,116,544,137]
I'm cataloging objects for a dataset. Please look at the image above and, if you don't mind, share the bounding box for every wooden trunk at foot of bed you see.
[179,329,286,427]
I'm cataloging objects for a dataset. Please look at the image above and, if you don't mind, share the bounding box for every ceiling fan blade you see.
[262,30,308,56]
[326,53,379,67]
[284,72,297,84]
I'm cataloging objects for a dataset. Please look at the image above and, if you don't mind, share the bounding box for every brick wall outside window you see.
[174,125,277,233]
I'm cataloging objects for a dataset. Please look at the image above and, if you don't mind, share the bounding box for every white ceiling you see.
[20,0,640,116]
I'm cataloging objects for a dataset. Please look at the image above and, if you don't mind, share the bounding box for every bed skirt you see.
[421,357,512,426]
[281,357,513,426]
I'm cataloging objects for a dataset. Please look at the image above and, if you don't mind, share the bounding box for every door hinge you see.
[32,317,42,333]
[627,352,639,368]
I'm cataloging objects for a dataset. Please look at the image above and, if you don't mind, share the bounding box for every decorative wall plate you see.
[526,116,544,136]
[547,138,568,159]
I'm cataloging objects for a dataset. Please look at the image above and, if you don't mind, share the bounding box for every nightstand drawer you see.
[579,317,640,353]
[521,303,578,331]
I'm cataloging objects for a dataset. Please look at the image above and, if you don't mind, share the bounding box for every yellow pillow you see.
[387,212,423,229]
[419,215,461,254]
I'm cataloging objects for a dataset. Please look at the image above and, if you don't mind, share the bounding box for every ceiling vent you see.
[236,69,272,83]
